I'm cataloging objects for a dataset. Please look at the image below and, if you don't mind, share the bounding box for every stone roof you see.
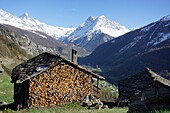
[11,52,105,83]
[118,68,170,101]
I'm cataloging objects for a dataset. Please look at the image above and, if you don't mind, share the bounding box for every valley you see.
[79,15,170,84]
[0,4,170,113]
[0,9,170,85]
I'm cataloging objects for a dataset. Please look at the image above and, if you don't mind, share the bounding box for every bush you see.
[99,87,118,102]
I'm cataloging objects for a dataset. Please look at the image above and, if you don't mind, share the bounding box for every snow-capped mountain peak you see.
[87,16,96,21]
[96,15,107,21]
[19,12,29,18]
[19,12,40,27]
[67,15,129,41]
[140,15,170,33]
[160,15,170,22]
[63,15,129,52]
[0,9,75,39]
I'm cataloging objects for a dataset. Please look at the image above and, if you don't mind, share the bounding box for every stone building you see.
[118,68,170,112]
[11,50,104,109]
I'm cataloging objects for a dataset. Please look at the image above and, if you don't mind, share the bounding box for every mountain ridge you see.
[79,15,170,84]
[0,9,129,53]
[62,15,129,52]
[0,9,75,39]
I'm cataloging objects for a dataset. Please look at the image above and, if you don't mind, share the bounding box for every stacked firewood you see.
[92,84,101,99]
[29,63,92,107]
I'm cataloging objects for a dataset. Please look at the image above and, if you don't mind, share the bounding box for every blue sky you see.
[0,0,170,29]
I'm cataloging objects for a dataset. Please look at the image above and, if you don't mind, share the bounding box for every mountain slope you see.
[79,15,170,84]
[0,34,32,75]
[63,15,129,52]
[0,9,75,39]
[0,24,57,55]
[0,34,31,59]
[0,23,89,58]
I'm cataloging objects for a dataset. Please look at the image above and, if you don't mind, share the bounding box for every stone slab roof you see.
[118,68,170,101]
[11,52,105,83]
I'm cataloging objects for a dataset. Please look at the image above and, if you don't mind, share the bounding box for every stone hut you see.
[11,51,105,109]
[118,68,170,112]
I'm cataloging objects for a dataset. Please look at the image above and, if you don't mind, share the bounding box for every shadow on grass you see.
[0,102,17,111]
[102,101,117,108]
[128,106,170,113]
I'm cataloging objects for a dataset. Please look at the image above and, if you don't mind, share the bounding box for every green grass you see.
[154,110,170,113]
[4,104,128,113]
[0,73,14,103]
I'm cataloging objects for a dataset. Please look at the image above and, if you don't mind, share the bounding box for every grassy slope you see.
[0,35,28,58]
[5,104,128,113]
[0,73,13,103]
[0,34,29,104]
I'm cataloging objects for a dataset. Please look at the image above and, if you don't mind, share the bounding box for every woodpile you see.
[92,84,101,99]
[29,63,92,107]
[11,52,104,109]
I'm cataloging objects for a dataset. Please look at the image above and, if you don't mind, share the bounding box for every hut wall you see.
[14,80,29,109]
[28,63,92,107]
[143,83,170,101]
[142,87,156,99]
[157,84,170,98]
[129,83,170,112]
[144,83,170,109]
[129,93,148,112]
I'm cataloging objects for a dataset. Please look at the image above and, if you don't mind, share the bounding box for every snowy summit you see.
[19,12,29,18]
[160,15,170,22]
[61,15,129,52]
[0,9,75,39]
[65,15,129,42]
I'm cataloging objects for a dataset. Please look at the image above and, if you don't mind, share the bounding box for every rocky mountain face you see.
[0,24,56,56]
[0,24,89,59]
[0,34,30,60]
[79,15,170,84]
[62,15,129,52]
[0,29,32,74]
